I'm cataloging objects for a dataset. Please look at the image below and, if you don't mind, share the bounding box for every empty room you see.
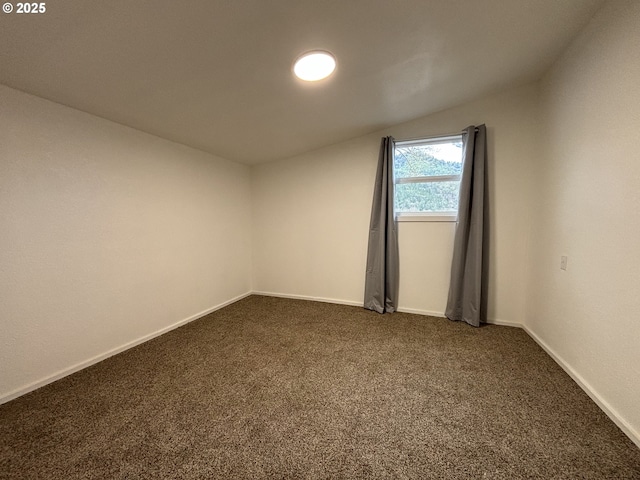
[1,0,639,478]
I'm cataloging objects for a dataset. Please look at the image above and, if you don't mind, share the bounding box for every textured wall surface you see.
[0,85,252,400]
[526,0,640,445]
[252,83,539,324]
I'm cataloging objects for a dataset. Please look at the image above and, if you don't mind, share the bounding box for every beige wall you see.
[251,135,379,306]
[0,85,252,401]
[252,83,540,324]
[525,0,640,445]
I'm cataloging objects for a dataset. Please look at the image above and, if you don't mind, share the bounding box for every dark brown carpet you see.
[1,295,639,479]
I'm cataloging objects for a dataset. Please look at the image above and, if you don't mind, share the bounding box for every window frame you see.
[393,134,464,222]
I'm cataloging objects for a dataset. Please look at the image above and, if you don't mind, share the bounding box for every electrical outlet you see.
[560,255,568,271]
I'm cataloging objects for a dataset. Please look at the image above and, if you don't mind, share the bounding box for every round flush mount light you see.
[293,51,336,81]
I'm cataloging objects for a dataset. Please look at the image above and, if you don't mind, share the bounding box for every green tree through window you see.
[394,138,463,215]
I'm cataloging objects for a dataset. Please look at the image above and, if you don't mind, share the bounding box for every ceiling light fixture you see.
[293,51,336,81]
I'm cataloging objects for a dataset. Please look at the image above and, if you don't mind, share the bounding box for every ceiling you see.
[0,0,605,164]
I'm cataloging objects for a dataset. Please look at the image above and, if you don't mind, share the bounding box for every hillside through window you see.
[394,135,463,220]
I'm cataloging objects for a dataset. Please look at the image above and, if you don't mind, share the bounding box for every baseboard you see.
[398,308,520,327]
[396,306,445,317]
[0,291,252,405]
[485,318,522,327]
[254,291,449,318]
[253,292,446,317]
[523,325,640,449]
[252,291,363,308]
[252,291,520,327]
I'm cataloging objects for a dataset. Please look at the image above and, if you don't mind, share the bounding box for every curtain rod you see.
[395,127,478,143]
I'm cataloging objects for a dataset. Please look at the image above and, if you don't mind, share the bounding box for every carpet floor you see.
[1,295,639,479]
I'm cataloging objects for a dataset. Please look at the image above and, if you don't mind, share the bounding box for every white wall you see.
[251,136,379,305]
[252,83,540,324]
[0,85,252,401]
[525,0,640,445]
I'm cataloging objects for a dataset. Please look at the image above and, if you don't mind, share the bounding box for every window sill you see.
[396,213,458,222]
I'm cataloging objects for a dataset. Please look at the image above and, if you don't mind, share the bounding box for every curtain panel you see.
[445,124,489,327]
[364,136,399,313]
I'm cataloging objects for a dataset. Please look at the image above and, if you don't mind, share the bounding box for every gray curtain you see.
[445,125,489,327]
[364,136,399,313]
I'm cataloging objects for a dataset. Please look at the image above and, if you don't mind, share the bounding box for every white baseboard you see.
[252,291,520,327]
[399,309,520,328]
[396,306,445,317]
[252,291,363,308]
[396,307,520,328]
[523,325,640,449]
[254,290,447,317]
[485,318,522,327]
[0,291,252,405]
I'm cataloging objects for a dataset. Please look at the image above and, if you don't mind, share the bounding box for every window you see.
[394,135,463,221]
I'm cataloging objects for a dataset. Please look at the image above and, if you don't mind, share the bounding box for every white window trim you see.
[396,134,463,147]
[393,134,463,222]
[396,212,458,222]
[395,174,461,184]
